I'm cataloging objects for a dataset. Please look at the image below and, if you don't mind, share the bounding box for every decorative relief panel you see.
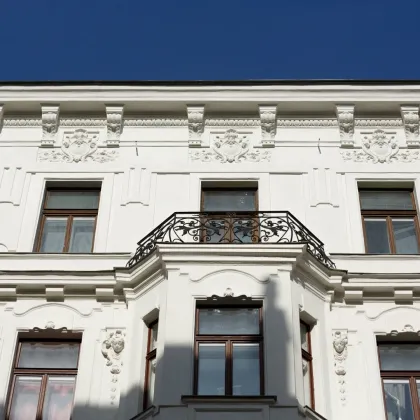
[401,105,420,147]
[187,105,205,147]
[41,105,60,147]
[37,129,117,163]
[333,330,348,405]
[102,329,126,404]
[259,105,277,147]
[190,129,271,163]
[341,129,420,163]
[336,105,355,147]
[106,105,124,147]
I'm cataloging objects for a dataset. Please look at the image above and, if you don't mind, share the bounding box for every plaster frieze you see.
[341,129,420,163]
[37,129,118,163]
[190,129,271,163]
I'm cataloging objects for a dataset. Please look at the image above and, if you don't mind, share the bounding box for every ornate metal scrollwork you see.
[126,211,335,269]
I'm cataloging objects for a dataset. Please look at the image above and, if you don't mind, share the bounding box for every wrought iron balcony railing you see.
[126,211,335,269]
[126,212,335,269]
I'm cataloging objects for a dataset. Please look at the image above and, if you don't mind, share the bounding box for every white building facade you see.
[0,81,418,420]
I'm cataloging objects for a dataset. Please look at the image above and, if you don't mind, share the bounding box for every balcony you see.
[127,212,335,269]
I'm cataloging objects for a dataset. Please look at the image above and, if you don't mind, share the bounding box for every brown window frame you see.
[301,321,315,409]
[193,305,264,396]
[378,342,420,420]
[359,189,420,254]
[6,337,81,420]
[143,320,158,410]
[34,188,100,253]
[200,187,259,243]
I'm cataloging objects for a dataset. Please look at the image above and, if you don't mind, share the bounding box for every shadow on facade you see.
[71,278,297,420]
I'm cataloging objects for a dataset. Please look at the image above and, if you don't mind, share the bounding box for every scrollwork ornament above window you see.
[37,129,118,163]
[190,129,271,163]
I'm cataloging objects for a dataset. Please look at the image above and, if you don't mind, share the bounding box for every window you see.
[378,343,420,420]
[144,321,158,409]
[6,339,80,420]
[360,190,420,254]
[35,189,100,253]
[300,322,315,408]
[194,306,264,396]
[201,187,258,243]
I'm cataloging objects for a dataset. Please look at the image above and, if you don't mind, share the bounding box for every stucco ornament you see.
[333,331,348,405]
[102,329,126,404]
[41,105,60,147]
[401,106,420,147]
[187,105,205,147]
[259,105,277,147]
[336,105,355,147]
[106,105,124,147]
[38,129,117,163]
[190,129,271,163]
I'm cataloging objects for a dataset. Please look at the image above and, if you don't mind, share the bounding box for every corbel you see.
[336,105,355,147]
[106,105,124,147]
[187,105,205,147]
[401,105,420,147]
[259,105,277,147]
[41,104,60,147]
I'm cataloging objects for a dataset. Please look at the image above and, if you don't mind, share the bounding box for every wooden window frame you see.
[200,187,259,243]
[193,305,264,396]
[6,337,81,420]
[34,188,100,253]
[143,320,158,410]
[378,342,420,420]
[359,189,420,254]
[301,321,315,409]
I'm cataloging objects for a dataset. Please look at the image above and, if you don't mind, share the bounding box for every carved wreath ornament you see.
[190,129,271,163]
[341,129,420,163]
[38,129,117,163]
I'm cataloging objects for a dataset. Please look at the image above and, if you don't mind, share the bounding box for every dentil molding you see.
[102,329,126,404]
[37,129,118,163]
[336,105,355,147]
[341,129,420,163]
[106,105,124,147]
[259,105,277,147]
[401,105,420,147]
[187,105,205,147]
[190,129,271,163]
[41,105,60,147]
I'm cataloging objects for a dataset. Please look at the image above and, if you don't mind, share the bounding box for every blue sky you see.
[1,0,419,81]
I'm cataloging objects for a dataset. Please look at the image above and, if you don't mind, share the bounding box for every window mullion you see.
[63,215,73,252]
[36,374,48,420]
[387,216,396,254]
[409,376,420,420]
[226,340,232,396]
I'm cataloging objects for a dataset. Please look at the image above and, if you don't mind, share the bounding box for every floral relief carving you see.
[102,329,126,404]
[333,331,348,405]
[259,105,277,147]
[401,106,420,147]
[37,129,117,163]
[187,105,205,147]
[341,129,420,163]
[41,105,60,147]
[336,105,355,147]
[190,129,271,163]
[106,105,124,147]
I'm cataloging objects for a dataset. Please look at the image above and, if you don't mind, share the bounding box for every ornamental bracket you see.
[106,105,124,147]
[187,105,205,147]
[336,105,355,147]
[41,104,60,147]
[401,105,420,148]
[259,105,277,147]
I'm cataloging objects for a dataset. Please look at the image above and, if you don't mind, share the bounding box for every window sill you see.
[303,406,328,420]
[181,395,277,404]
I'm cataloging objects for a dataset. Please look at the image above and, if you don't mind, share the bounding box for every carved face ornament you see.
[214,129,249,163]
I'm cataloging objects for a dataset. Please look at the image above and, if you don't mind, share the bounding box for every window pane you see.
[146,359,156,408]
[198,308,260,335]
[383,379,415,420]
[302,359,312,407]
[300,324,309,352]
[68,217,95,253]
[42,376,75,420]
[150,322,158,351]
[392,218,419,254]
[46,191,99,209]
[9,376,42,420]
[360,191,413,210]
[232,343,260,395]
[18,342,80,369]
[379,345,420,370]
[39,217,67,252]
[203,190,256,212]
[364,218,391,254]
[197,343,225,395]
